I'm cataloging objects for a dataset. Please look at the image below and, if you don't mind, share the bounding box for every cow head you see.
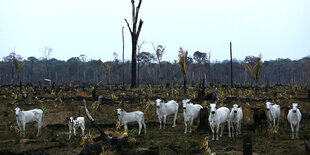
[209,103,217,114]
[15,107,21,117]
[116,108,123,116]
[155,99,162,109]
[182,99,190,110]
[290,103,300,113]
[265,102,273,111]
[116,108,123,121]
[232,104,239,113]
[69,117,74,123]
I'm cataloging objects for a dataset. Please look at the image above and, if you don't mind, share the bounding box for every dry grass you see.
[0,85,309,154]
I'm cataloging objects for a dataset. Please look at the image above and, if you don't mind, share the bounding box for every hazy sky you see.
[0,0,309,62]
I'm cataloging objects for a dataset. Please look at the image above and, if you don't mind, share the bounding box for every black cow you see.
[197,108,211,132]
[250,108,267,132]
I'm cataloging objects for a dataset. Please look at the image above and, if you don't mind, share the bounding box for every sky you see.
[0,0,309,62]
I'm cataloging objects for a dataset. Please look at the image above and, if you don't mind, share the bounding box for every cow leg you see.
[22,122,26,137]
[163,115,167,129]
[138,121,142,135]
[124,122,128,132]
[143,119,147,135]
[73,127,77,136]
[239,121,242,134]
[184,118,188,134]
[189,117,194,133]
[220,124,224,137]
[210,125,215,140]
[216,124,220,140]
[290,122,294,139]
[296,122,300,139]
[37,121,41,137]
[16,120,22,137]
[68,123,72,140]
[231,122,235,137]
[228,120,231,137]
[81,126,85,136]
[173,112,177,127]
[158,116,162,129]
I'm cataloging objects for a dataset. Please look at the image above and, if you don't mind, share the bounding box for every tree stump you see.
[243,134,252,155]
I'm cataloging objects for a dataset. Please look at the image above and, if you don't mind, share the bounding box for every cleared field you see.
[0,85,309,154]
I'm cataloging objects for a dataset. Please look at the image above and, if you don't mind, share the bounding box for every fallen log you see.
[79,100,128,155]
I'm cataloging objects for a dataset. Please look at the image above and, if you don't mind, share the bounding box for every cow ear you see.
[288,105,292,109]
[298,105,301,109]
[238,106,241,108]
[65,117,70,120]
[73,117,77,120]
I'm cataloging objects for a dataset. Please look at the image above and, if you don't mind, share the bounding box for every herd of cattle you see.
[13,99,302,141]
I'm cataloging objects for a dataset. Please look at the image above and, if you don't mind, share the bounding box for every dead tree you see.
[124,0,144,88]
[122,26,125,89]
[230,42,233,87]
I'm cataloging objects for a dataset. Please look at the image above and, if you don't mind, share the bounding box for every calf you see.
[156,99,179,129]
[250,108,267,132]
[265,102,280,126]
[230,104,243,137]
[14,107,44,137]
[182,99,203,134]
[208,103,231,140]
[116,108,146,135]
[287,103,302,139]
[67,116,85,139]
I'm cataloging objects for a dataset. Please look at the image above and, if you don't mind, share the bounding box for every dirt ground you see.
[0,85,309,154]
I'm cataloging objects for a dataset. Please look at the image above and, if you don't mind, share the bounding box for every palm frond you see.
[178,48,188,77]
[244,56,262,85]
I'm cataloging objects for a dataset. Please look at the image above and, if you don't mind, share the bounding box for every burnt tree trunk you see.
[183,77,187,95]
[243,134,252,155]
[125,0,144,89]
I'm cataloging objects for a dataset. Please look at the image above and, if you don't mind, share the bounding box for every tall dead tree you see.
[230,42,233,87]
[125,0,144,88]
[122,26,125,88]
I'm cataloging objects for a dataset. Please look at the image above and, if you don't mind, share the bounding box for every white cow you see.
[116,108,146,135]
[287,103,302,139]
[230,104,243,137]
[182,99,203,134]
[265,102,280,126]
[155,99,179,129]
[208,103,231,140]
[14,107,43,137]
[67,116,85,139]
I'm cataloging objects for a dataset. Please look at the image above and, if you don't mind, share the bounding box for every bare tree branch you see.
[135,0,143,27]
[131,0,136,26]
[124,19,133,34]
[136,19,144,38]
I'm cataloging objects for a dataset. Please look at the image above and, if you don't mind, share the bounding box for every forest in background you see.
[0,51,309,86]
